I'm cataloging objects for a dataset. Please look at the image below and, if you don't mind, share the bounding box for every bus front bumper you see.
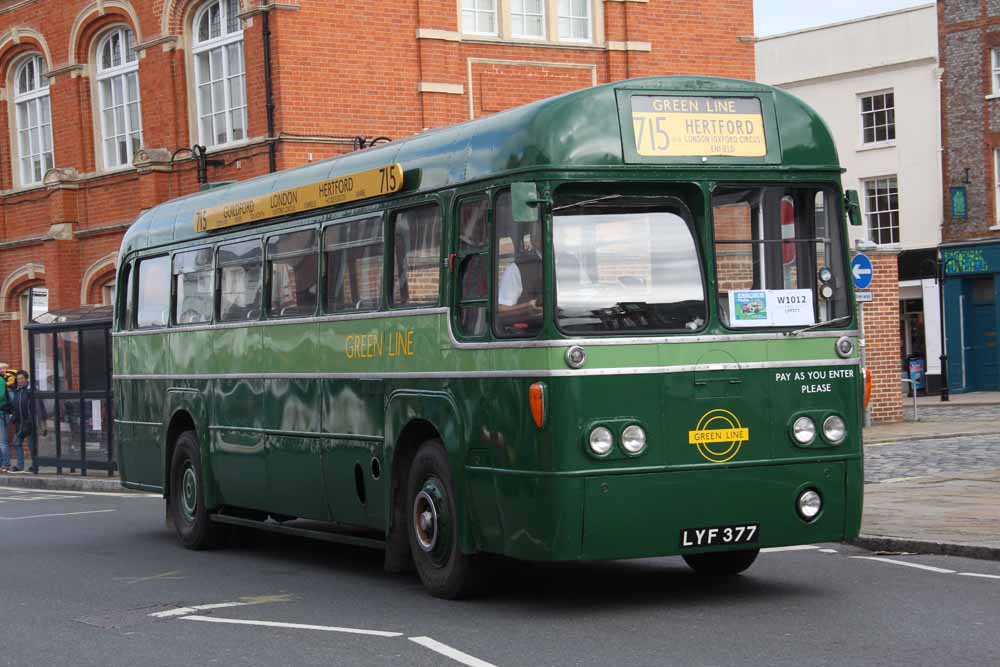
[473,458,862,562]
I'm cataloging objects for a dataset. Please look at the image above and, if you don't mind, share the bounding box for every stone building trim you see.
[0,262,45,310]
[416,29,462,42]
[81,252,118,305]
[418,82,465,95]
[606,41,652,52]
[0,26,53,68]
[67,0,144,66]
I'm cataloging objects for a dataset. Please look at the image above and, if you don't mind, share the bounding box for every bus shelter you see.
[25,306,114,476]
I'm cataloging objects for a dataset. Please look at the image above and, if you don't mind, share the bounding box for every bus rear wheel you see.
[683,549,759,576]
[405,440,484,599]
[168,430,227,549]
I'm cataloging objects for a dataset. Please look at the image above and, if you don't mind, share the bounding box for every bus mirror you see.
[845,190,863,226]
[512,182,542,223]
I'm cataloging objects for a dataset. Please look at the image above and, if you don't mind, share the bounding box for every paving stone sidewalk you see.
[855,468,1000,560]
[859,395,1000,560]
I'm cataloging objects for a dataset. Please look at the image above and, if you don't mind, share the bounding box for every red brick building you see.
[0,0,754,368]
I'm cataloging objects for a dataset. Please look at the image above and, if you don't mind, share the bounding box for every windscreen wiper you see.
[552,195,623,212]
[785,315,852,337]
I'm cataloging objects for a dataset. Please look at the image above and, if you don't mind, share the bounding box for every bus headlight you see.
[797,489,822,521]
[835,336,855,359]
[588,427,613,456]
[621,425,647,454]
[792,417,816,445]
[822,415,847,444]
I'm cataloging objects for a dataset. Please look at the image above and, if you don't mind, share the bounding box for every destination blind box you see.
[618,89,780,165]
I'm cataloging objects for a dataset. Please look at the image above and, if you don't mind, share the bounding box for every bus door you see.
[210,240,269,512]
[261,229,329,521]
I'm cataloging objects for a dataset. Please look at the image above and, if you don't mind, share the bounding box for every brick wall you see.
[0,0,754,368]
[862,251,904,424]
[940,0,1000,241]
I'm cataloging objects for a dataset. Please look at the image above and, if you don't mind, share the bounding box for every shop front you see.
[942,242,1000,393]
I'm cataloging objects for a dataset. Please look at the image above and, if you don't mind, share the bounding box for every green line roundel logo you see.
[687,409,749,463]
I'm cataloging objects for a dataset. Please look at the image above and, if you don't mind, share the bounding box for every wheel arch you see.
[162,388,218,508]
[383,390,476,569]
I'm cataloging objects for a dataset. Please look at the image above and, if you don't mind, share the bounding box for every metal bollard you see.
[900,378,919,422]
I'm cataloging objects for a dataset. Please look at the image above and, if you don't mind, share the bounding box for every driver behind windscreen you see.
[497,222,544,327]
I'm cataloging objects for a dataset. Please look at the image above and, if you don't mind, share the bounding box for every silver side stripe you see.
[111,305,859,349]
[112,357,859,382]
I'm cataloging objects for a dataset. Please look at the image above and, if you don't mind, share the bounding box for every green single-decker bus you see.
[113,76,864,599]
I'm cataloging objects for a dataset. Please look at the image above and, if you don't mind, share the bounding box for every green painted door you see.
[964,277,998,391]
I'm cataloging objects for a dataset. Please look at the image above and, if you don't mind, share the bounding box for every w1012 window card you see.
[729,289,814,327]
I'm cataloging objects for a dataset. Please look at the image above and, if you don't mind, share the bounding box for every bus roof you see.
[120,75,839,257]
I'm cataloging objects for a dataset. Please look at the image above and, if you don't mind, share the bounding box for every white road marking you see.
[3,494,82,501]
[150,607,197,618]
[409,636,498,667]
[761,545,821,553]
[150,601,261,618]
[957,572,1000,580]
[819,548,838,554]
[0,509,117,520]
[0,488,156,498]
[850,556,955,574]
[181,615,402,637]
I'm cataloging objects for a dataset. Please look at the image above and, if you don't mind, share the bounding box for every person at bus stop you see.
[9,370,44,473]
[0,363,10,473]
[497,222,544,329]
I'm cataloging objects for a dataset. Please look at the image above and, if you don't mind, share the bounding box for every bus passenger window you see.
[267,229,318,318]
[135,256,170,329]
[392,205,440,307]
[172,247,214,325]
[119,261,133,330]
[494,190,543,338]
[455,199,488,337]
[325,216,383,312]
[217,239,262,322]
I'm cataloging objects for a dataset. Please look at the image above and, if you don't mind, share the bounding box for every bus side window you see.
[135,256,171,329]
[172,247,214,325]
[455,198,489,337]
[494,189,543,338]
[391,204,441,307]
[118,260,133,330]
[267,229,319,318]
[325,216,383,313]
[217,239,263,322]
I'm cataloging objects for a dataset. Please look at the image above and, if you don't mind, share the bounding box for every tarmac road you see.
[2,486,999,667]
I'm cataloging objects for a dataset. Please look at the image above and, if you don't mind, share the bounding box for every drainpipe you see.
[935,66,948,401]
[938,248,949,401]
[263,5,277,173]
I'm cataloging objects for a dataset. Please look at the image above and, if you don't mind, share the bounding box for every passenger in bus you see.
[497,222,544,330]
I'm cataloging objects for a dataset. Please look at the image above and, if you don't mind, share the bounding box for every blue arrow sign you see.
[851,253,873,290]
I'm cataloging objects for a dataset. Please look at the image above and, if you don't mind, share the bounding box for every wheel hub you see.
[180,464,197,523]
[413,490,438,552]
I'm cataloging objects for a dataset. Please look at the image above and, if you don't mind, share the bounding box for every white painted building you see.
[756,4,944,393]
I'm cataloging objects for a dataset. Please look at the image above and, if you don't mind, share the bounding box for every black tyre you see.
[168,430,227,549]
[683,548,759,576]
[405,440,485,599]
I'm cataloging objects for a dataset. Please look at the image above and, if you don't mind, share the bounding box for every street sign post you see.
[851,253,873,290]
[851,253,874,427]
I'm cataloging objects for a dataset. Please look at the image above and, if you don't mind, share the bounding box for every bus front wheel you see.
[682,549,759,576]
[168,430,227,550]
[405,440,484,599]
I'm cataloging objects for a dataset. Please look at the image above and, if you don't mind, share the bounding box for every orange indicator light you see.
[529,382,546,429]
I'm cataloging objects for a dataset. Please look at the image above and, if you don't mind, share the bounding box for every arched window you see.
[96,27,142,169]
[13,55,54,186]
[192,0,247,147]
